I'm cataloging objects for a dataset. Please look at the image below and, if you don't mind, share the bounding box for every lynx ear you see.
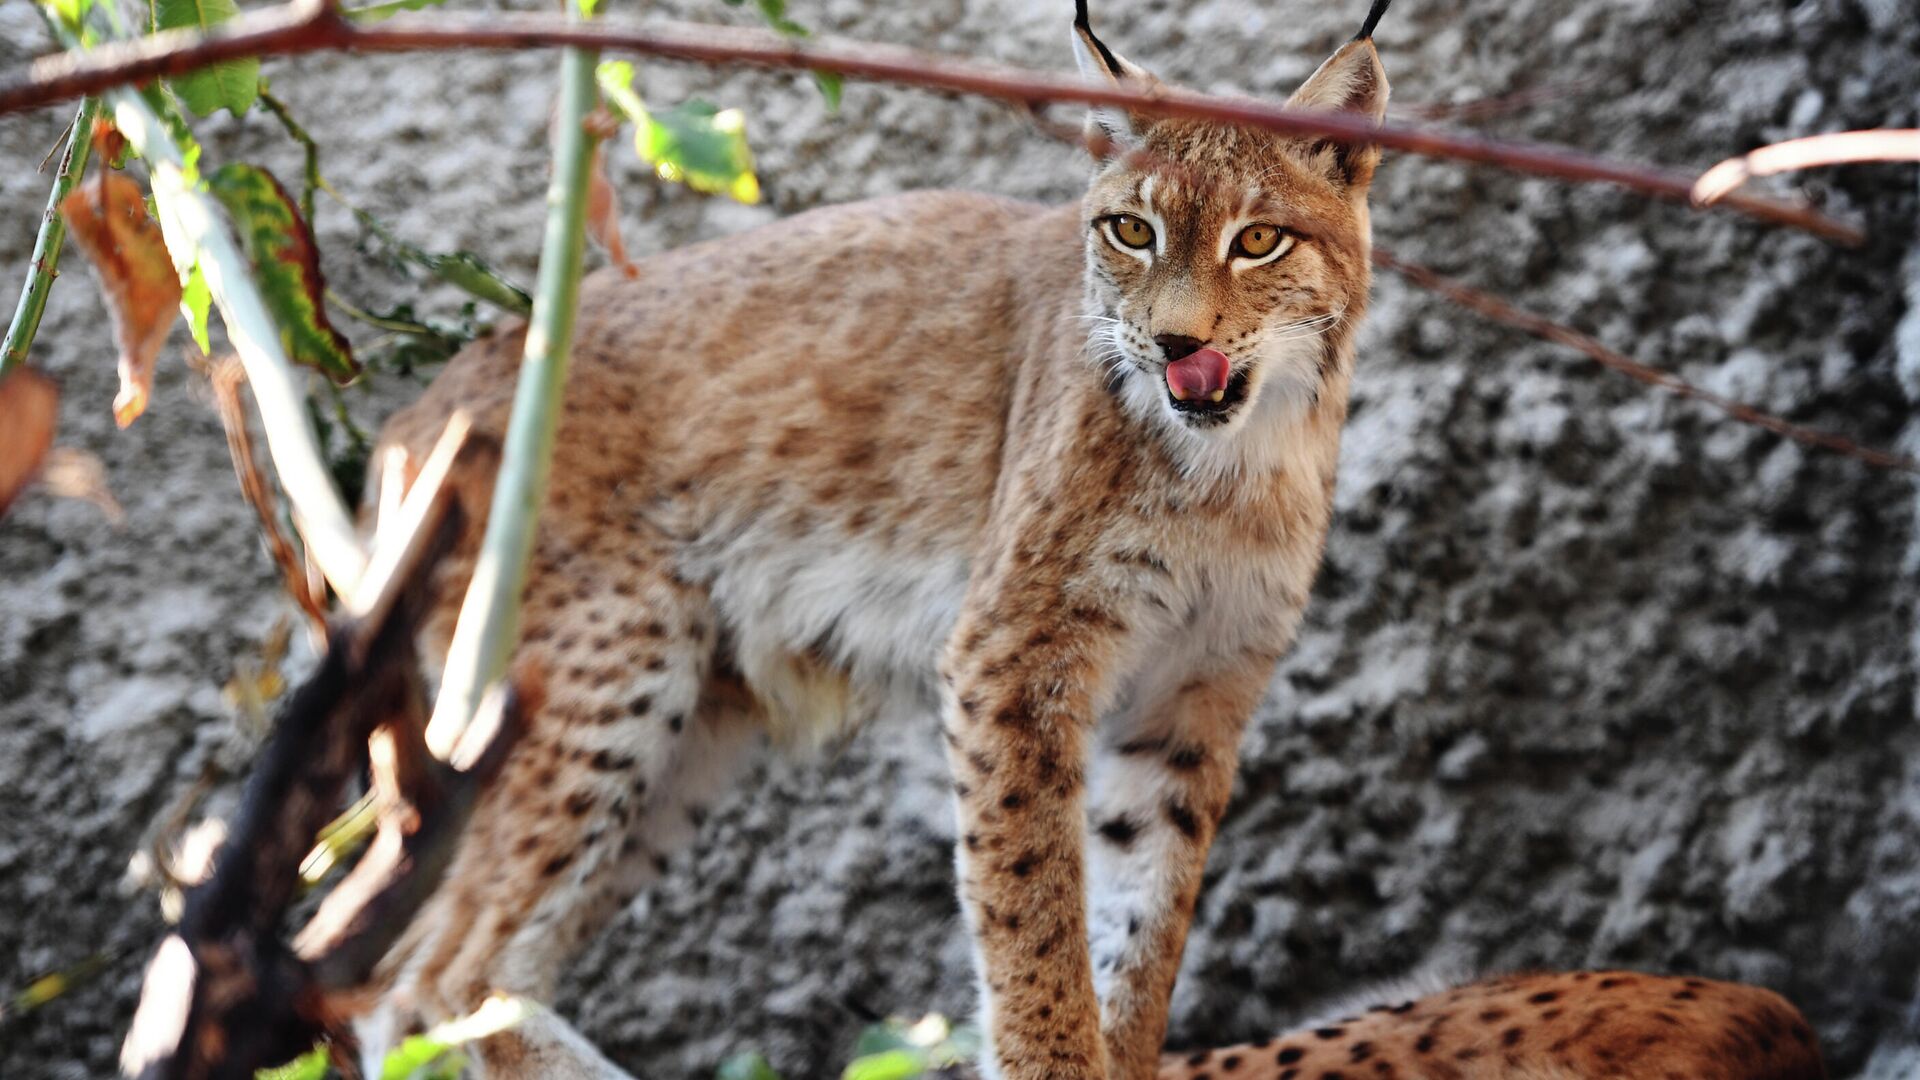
[1072,0,1156,142]
[1287,4,1392,188]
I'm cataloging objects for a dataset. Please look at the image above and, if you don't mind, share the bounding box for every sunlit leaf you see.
[204,163,358,384]
[181,262,211,354]
[378,1033,462,1080]
[255,1046,331,1080]
[151,0,259,117]
[595,59,646,124]
[598,62,761,201]
[638,100,760,204]
[0,367,58,519]
[841,1050,925,1080]
[716,1052,783,1080]
[340,0,451,22]
[60,171,183,427]
[377,995,527,1080]
[49,0,93,28]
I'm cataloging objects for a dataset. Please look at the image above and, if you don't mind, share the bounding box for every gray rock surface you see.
[3,0,1917,1077]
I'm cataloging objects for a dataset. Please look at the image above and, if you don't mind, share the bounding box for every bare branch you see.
[0,4,1862,243]
[1371,247,1920,476]
[211,358,330,636]
[1693,128,1920,206]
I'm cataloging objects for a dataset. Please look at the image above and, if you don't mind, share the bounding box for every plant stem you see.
[1,95,99,376]
[257,84,320,223]
[111,86,368,595]
[425,27,599,755]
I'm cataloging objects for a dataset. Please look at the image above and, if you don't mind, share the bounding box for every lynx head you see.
[1073,0,1390,475]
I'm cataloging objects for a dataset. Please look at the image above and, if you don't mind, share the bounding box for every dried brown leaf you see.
[60,171,183,427]
[0,366,58,518]
[38,446,125,524]
[586,138,638,279]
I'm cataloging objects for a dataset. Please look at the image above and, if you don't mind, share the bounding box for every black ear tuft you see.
[1075,0,1126,79]
[1353,0,1392,42]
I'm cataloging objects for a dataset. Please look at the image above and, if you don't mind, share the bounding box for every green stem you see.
[256,85,319,224]
[425,30,600,753]
[1,95,99,376]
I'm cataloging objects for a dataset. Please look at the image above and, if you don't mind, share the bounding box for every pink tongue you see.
[1165,348,1231,402]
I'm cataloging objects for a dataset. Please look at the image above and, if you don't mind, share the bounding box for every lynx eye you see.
[1106,214,1155,250]
[1233,224,1289,260]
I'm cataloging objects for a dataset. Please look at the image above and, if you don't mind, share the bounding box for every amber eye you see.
[1234,224,1288,260]
[1106,214,1155,250]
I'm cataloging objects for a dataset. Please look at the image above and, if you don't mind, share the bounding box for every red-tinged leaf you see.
[205,164,359,385]
[0,367,58,518]
[59,172,183,427]
[586,140,638,279]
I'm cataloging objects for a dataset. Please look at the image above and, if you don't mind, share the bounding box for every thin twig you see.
[0,4,1862,243]
[1693,128,1920,206]
[2,94,98,376]
[257,85,322,224]
[1370,247,1920,475]
[212,358,331,634]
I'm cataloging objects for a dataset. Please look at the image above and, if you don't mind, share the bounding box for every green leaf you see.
[256,1047,331,1080]
[637,100,761,204]
[595,59,645,123]
[341,0,452,23]
[811,71,843,110]
[422,251,534,315]
[150,0,258,116]
[180,262,211,354]
[49,0,93,29]
[716,1051,783,1080]
[204,163,358,384]
[378,1033,464,1080]
[841,1050,925,1080]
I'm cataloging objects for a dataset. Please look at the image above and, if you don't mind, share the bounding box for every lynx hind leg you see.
[365,531,761,1077]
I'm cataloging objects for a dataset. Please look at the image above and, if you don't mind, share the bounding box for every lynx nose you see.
[1153,334,1206,362]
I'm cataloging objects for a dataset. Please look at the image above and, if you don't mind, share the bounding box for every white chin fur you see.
[1110,338,1326,490]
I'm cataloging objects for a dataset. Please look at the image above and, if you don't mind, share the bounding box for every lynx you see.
[366,2,1397,1077]
[1159,971,1826,1080]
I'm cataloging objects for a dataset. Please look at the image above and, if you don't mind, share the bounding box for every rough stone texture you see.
[3,0,1917,1077]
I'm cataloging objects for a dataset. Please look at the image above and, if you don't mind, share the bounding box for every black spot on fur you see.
[1098,815,1140,847]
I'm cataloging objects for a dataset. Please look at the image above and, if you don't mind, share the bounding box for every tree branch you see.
[1693,128,1920,206]
[1,94,98,376]
[0,3,1863,243]
[1370,247,1920,476]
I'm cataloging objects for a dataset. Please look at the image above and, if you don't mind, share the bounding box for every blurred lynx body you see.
[367,8,1402,1079]
[1160,971,1827,1080]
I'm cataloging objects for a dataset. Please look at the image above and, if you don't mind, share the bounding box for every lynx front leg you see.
[1086,656,1274,1080]
[942,580,1137,1080]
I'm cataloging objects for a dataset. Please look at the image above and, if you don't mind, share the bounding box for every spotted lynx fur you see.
[353,2,1698,1077]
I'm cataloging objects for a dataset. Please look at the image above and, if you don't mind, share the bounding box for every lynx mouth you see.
[1166,367,1249,424]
